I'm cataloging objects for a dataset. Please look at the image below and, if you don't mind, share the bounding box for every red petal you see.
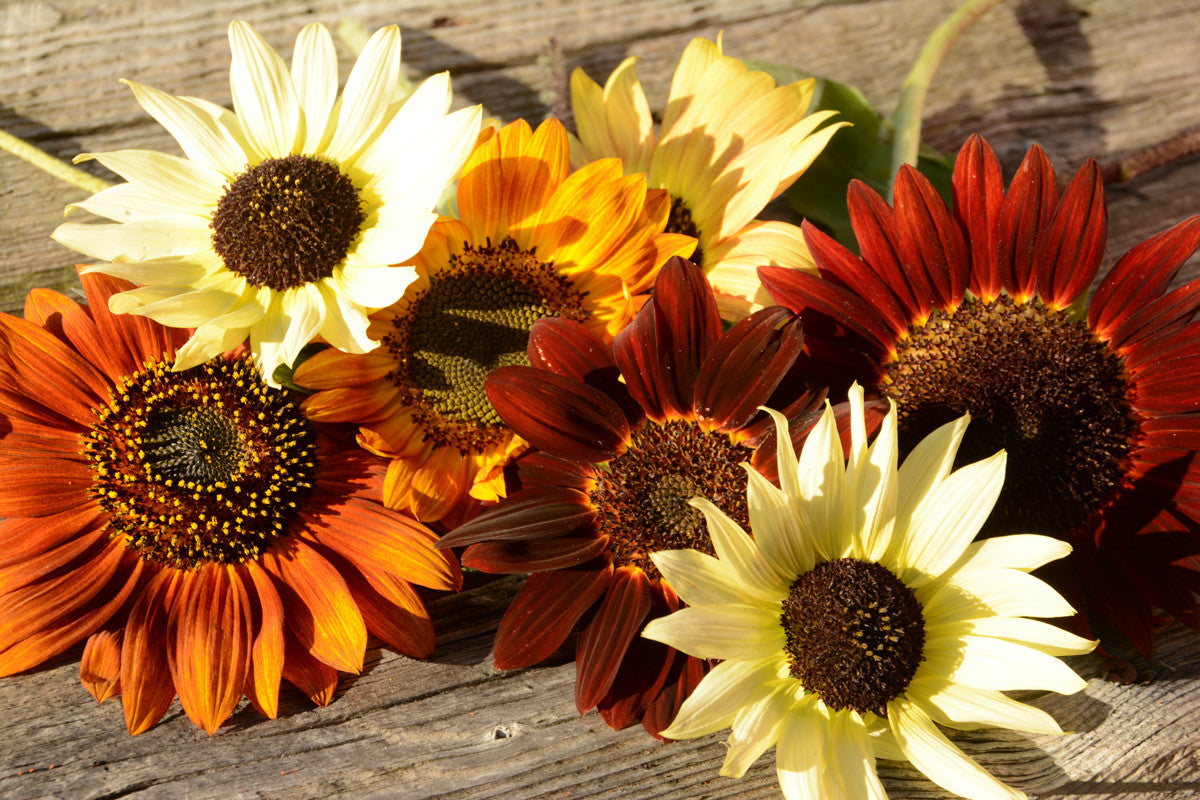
[613,288,670,420]
[802,220,910,336]
[487,366,630,463]
[492,564,614,669]
[646,257,723,416]
[506,449,595,492]
[642,653,707,740]
[574,566,652,713]
[758,263,895,350]
[693,307,804,430]
[122,569,182,734]
[953,134,1006,301]
[242,562,284,719]
[168,564,253,734]
[439,486,596,548]
[81,629,123,703]
[463,535,608,573]
[1033,158,1106,308]
[598,639,675,732]
[998,144,1058,299]
[893,164,968,310]
[1110,281,1200,352]
[527,316,618,382]
[260,537,367,674]
[847,181,924,317]
[1089,216,1200,342]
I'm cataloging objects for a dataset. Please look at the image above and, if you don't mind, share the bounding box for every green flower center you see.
[211,154,366,291]
[883,294,1138,536]
[85,354,318,568]
[590,419,752,580]
[666,195,704,268]
[384,236,588,453]
[781,558,925,716]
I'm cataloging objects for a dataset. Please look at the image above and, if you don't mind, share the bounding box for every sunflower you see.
[643,385,1096,800]
[294,118,695,523]
[437,257,855,738]
[0,272,462,735]
[570,35,846,319]
[51,21,482,384]
[759,134,1200,654]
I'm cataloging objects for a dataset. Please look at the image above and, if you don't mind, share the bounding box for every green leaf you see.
[743,61,954,252]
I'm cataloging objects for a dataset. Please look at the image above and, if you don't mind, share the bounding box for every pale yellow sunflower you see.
[52,21,482,384]
[570,35,845,318]
[644,386,1096,800]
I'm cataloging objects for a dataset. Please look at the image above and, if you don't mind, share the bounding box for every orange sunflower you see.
[0,272,461,734]
[296,118,695,523]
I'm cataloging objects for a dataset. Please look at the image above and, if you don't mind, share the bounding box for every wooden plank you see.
[2,1,1200,798]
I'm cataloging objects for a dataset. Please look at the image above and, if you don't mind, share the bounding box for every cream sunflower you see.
[52,21,482,384]
[570,35,845,318]
[643,386,1096,800]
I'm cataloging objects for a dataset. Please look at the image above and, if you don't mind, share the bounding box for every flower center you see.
[781,558,925,716]
[211,154,366,291]
[590,418,752,580]
[84,354,318,568]
[667,195,704,268]
[384,236,588,453]
[883,295,1138,536]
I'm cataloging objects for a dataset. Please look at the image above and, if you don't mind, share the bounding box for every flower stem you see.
[889,0,1004,198]
[0,127,111,195]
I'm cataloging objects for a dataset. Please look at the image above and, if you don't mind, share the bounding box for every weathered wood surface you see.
[2,1,1200,798]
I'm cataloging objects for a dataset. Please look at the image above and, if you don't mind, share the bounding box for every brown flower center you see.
[85,354,317,568]
[782,558,925,716]
[384,236,588,454]
[211,154,366,291]
[666,195,704,268]
[883,295,1138,535]
[590,418,752,580]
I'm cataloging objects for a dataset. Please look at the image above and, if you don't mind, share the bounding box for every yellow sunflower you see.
[295,118,695,522]
[570,35,845,318]
[52,21,482,384]
[644,386,1096,800]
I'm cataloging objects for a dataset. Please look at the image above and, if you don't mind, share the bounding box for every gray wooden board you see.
[2,1,1200,798]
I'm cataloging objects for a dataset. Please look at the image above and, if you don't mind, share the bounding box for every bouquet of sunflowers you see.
[2,3,1199,799]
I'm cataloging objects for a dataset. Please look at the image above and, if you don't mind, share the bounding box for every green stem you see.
[888,0,1004,198]
[0,127,111,195]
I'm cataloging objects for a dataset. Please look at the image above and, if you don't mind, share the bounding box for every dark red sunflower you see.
[759,133,1200,654]
[0,272,461,734]
[438,257,851,738]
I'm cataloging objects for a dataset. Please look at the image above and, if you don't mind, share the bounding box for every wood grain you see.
[2,1,1200,798]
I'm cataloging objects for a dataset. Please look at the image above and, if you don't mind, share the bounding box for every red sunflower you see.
[0,272,461,734]
[439,257,853,738]
[760,133,1200,654]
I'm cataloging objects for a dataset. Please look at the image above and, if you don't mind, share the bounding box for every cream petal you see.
[67,182,211,225]
[132,284,241,328]
[228,21,302,159]
[920,567,1078,622]
[850,395,898,562]
[316,281,377,354]
[335,264,417,309]
[277,284,326,368]
[108,284,182,315]
[941,634,1089,695]
[121,79,248,177]
[173,324,251,372]
[908,678,1065,735]
[867,722,905,762]
[794,401,847,562]
[291,23,338,154]
[743,465,813,582]
[652,548,758,609]
[943,534,1073,576]
[53,219,212,263]
[86,258,214,288]
[777,696,830,800]
[829,710,888,800]
[355,71,454,177]
[690,497,790,602]
[349,203,439,268]
[896,450,1006,586]
[928,616,1096,657]
[641,604,784,661]
[893,414,969,542]
[249,294,291,384]
[77,150,224,210]
[889,697,1026,800]
[660,654,790,740]
[722,682,795,778]
[324,25,402,163]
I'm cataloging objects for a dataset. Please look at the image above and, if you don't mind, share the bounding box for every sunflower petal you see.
[575,567,652,712]
[493,565,613,669]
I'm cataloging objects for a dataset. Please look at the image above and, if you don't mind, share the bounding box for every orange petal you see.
[281,628,339,707]
[0,314,110,424]
[300,383,400,423]
[241,562,284,719]
[122,569,182,735]
[81,629,123,703]
[260,537,367,674]
[0,456,94,517]
[0,506,106,585]
[293,347,395,391]
[343,564,435,658]
[79,271,185,370]
[168,563,253,735]
[304,498,462,591]
[24,286,134,384]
